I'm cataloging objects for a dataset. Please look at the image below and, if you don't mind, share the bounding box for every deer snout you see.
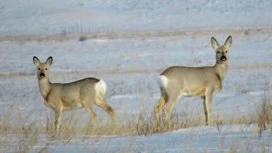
[220,56,227,61]
[39,73,45,78]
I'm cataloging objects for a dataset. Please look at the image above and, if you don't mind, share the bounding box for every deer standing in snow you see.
[33,56,116,134]
[154,36,232,129]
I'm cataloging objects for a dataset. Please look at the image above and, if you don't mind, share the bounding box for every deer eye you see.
[45,68,48,70]
[217,51,220,54]
[38,68,40,70]
[225,51,228,53]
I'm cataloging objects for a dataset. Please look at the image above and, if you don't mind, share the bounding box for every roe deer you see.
[33,56,116,134]
[154,36,232,129]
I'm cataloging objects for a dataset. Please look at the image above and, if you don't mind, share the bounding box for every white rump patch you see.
[95,80,107,96]
[158,75,168,89]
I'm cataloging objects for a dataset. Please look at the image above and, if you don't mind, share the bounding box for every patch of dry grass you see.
[0,92,271,152]
[0,107,205,137]
[255,83,272,138]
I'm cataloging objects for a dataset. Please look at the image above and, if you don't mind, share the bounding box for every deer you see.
[33,56,116,135]
[154,36,232,129]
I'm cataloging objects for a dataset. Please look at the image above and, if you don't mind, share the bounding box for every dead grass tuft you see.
[255,86,272,138]
[0,94,271,152]
[18,122,40,153]
[79,35,88,42]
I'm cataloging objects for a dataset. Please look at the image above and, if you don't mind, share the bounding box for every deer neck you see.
[38,79,52,101]
[214,62,228,82]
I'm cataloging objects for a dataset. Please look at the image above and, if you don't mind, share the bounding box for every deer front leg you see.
[203,94,213,126]
[54,109,63,135]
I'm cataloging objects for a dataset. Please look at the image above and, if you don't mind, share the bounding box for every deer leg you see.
[202,96,208,125]
[203,94,213,125]
[54,109,62,135]
[164,96,179,130]
[84,103,97,126]
[154,95,166,128]
[95,97,116,123]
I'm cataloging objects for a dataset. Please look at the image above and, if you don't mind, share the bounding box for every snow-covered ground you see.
[1,0,272,35]
[0,0,272,152]
[4,125,271,153]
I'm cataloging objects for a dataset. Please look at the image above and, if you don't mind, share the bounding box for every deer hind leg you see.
[163,93,180,130]
[154,94,166,128]
[95,96,116,123]
[83,101,97,126]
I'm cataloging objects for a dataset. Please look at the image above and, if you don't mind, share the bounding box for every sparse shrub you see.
[18,122,39,153]
[244,30,249,35]
[214,119,224,133]
[136,113,156,135]
[79,35,88,42]
[255,89,272,138]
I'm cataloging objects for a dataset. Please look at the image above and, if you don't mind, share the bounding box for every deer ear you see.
[211,37,220,50]
[33,56,40,66]
[224,36,232,49]
[46,56,53,65]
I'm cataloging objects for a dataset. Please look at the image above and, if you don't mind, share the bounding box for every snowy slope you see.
[0,0,272,153]
[0,0,272,35]
[3,125,271,153]
[0,35,271,120]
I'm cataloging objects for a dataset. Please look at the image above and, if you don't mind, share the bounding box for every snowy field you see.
[0,0,272,152]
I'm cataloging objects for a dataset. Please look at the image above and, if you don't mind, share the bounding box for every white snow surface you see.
[0,0,272,152]
[0,0,272,35]
[3,125,271,153]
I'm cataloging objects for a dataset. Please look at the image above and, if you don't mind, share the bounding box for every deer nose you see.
[40,73,45,78]
[221,56,227,61]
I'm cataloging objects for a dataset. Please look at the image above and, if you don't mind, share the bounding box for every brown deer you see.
[154,36,232,129]
[33,56,116,134]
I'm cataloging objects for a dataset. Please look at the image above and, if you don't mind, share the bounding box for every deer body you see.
[160,65,226,97]
[33,56,116,135]
[154,36,232,129]
[39,78,101,110]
